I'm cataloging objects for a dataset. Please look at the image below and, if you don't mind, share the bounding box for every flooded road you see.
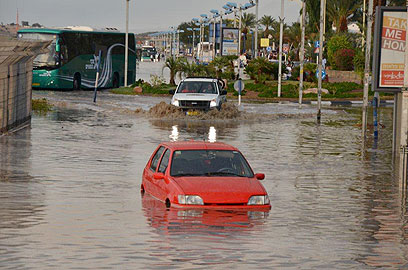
[1,78,407,268]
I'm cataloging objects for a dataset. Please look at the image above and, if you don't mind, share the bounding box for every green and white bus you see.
[18,27,136,89]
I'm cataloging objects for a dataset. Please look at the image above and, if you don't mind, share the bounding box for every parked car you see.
[169,77,227,111]
[141,141,271,209]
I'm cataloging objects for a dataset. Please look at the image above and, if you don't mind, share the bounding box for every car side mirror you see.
[169,90,175,95]
[153,172,165,180]
[255,173,265,180]
[221,90,227,95]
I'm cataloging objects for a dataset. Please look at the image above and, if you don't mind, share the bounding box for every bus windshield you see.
[18,33,59,69]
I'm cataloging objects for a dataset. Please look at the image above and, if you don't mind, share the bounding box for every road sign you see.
[260,38,270,47]
[234,79,245,92]
[314,41,320,48]
[266,46,272,52]
[316,69,327,80]
[314,47,320,54]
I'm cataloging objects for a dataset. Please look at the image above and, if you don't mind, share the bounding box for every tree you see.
[163,57,183,85]
[259,15,275,38]
[327,0,361,33]
[240,12,256,53]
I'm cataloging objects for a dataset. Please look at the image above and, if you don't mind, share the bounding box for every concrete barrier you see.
[0,35,50,134]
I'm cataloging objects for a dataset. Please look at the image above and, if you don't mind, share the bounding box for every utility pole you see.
[299,0,306,105]
[254,0,259,57]
[213,17,216,60]
[220,13,223,56]
[278,0,284,97]
[124,0,129,87]
[362,0,374,137]
[362,0,366,47]
[238,7,243,78]
[317,0,326,121]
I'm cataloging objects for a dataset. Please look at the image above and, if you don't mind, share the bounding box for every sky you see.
[0,0,301,34]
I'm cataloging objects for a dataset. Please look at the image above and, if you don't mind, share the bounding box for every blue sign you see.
[316,69,327,80]
[314,41,320,48]
[266,46,272,52]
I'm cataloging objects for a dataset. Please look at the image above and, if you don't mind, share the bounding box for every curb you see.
[298,100,394,106]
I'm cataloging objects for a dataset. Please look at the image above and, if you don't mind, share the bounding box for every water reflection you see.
[141,193,268,235]
[150,119,238,142]
[0,128,45,229]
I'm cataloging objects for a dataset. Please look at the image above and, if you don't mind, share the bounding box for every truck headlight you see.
[248,195,270,205]
[172,99,179,107]
[178,195,204,205]
[210,99,217,107]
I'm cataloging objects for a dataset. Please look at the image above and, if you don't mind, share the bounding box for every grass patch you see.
[32,98,53,113]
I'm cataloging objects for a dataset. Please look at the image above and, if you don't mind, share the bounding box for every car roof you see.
[160,141,238,151]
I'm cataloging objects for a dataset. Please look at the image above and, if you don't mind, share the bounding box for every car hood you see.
[173,93,218,101]
[172,176,266,204]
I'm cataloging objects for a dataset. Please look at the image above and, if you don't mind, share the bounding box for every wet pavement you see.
[1,62,407,269]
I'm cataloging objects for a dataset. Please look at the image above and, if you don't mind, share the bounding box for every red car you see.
[141,141,271,210]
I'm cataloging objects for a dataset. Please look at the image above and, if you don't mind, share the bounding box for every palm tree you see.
[285,22,302,60]
[240,12,256,53]
[327,0,361,32]
[259,15,275,38]
[163,57,182,85]
[305,0,321,33]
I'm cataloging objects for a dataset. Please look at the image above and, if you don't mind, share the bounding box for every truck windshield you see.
[18,33,59,70]
[176,82,217,94]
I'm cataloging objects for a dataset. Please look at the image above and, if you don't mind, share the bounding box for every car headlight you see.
[210,99,217,107]
[248,195,270,205]
[172,99,179,107]
[178,195,204,205]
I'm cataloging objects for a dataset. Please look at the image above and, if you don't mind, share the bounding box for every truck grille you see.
[179,100,210,109]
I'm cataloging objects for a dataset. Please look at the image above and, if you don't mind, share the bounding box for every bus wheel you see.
[112,73,119,88]
[73,73,81,90]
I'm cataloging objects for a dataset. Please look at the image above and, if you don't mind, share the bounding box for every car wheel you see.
[73,73,81,90]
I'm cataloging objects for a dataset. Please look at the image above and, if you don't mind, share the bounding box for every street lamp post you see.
[277,0,284,97]
[254,0,259,58]
[317,0,326,121]
[362,0,374,137]
[299,0,306,105]
[124,0,129,87]
[210,10,220,61]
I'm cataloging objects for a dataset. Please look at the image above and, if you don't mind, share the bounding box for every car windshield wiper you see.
[171,173,204,177]
[205,172,245,177]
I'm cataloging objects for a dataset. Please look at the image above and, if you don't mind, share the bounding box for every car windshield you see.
[176,81,217,94]
[170,150,254,178]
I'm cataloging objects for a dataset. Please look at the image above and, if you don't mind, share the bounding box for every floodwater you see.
[1,63,407,269]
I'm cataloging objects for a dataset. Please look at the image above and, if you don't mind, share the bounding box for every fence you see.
[0,34,50,134]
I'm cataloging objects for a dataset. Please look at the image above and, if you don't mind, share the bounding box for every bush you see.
[327,34,353,69]
[333,49,355,71]
[353,49,365,73]
[245,58,285,84]
[304,63,318,83]
[291,66,300,80]
[322,82,362,95]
